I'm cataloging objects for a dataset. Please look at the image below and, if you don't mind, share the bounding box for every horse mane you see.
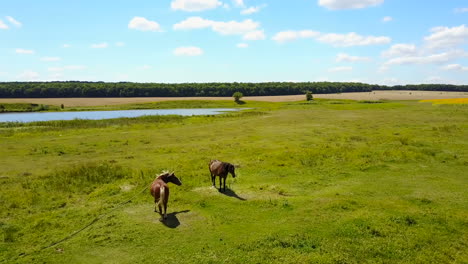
[159,170,169,176]
[156,171,172,179]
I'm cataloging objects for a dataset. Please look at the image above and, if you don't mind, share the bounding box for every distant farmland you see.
[0,90,467,107]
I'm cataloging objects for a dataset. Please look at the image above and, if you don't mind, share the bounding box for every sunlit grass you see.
[1,99,467,263]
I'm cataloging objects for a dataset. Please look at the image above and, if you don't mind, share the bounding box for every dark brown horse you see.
[150,172,182,220]
[209,160,236,192]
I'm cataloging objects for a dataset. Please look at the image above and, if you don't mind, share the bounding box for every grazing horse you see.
[150,172,182,220]
[209,160,236,192]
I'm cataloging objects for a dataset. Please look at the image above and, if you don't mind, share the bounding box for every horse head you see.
[157,171,182,186]
[226,163,236,178]
[167,172,182,186]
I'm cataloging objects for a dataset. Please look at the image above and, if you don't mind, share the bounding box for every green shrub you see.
[233,92,243,103]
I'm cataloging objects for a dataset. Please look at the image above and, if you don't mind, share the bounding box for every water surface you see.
[0,108,240,123]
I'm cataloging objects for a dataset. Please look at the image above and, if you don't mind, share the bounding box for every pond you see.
[0,108,242,123]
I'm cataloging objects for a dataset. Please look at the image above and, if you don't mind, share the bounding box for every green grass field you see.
[1,99,467,263]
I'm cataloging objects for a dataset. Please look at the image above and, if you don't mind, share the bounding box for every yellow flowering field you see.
[420,98,468,104]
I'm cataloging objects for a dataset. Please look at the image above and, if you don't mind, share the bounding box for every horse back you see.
[209,160,228,177]
[150,179,168,198]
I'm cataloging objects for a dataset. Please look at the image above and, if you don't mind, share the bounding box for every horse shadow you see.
[161,210,190,229]
[219,188,247,201]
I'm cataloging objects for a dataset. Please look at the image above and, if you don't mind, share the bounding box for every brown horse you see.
[150,171,182,220]
[209,160,236,192]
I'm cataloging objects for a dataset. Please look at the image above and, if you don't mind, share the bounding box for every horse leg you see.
[154,198,159,213]
[158,202,163,216]
[163,201,167,220]
[223,176,226,192]
[211,174,215,187]
[219,176,222,192]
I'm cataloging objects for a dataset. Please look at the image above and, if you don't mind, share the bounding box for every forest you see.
[0,81,466,98]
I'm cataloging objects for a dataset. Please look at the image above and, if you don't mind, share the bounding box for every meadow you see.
[0,99,467,263]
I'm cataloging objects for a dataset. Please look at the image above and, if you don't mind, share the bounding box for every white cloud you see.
[171,0,222,11]
[381,78,401,85]
[378,65,389,73]
[241,5,266,15]
[40,57,61,62]
[317,32,391,47]
[454,8,468,13]
[383,50,468,66]
[237,43,248,48]
[243,30,265,40]
[424,24,468,49]
[6,16,22,27]
[442,64,468,71]
[174,17,261,36]
[139,65,152,70]
[116,42,125,47]
[173,16,214,30]
[382,16,392,22]
[233,0,245,7]
[174,46,203,56]
[336,53,371,62]
[64,65,87,70]
[313,77,330,82]
[128,16,162,32]
[425,76,444,83]
[381,43,417,58]
[272,30,320,43]
[328,66,353,72]
[423,76,460,85]
[318,0,384,10]
[212,19,259,35]
[17,70,39,81]
[91,42,108,49]
[15,48,34,54]
[272,30,390,46]
[0,19,8,29]
[62,44,71,48]
[49,73,63,80]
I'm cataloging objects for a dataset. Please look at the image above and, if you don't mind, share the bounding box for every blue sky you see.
[1,0,467,84]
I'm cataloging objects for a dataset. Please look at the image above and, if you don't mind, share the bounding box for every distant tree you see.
[233,91,243,103]
[0,81,466,98]
[61,104,64,109]
[306,91,313,101]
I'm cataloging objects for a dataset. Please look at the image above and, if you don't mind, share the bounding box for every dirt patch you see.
[0,90,466,106]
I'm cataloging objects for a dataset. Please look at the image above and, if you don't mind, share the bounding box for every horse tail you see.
[157,186,166,207]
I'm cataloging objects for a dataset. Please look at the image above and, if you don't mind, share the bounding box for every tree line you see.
[0,81,466,98]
